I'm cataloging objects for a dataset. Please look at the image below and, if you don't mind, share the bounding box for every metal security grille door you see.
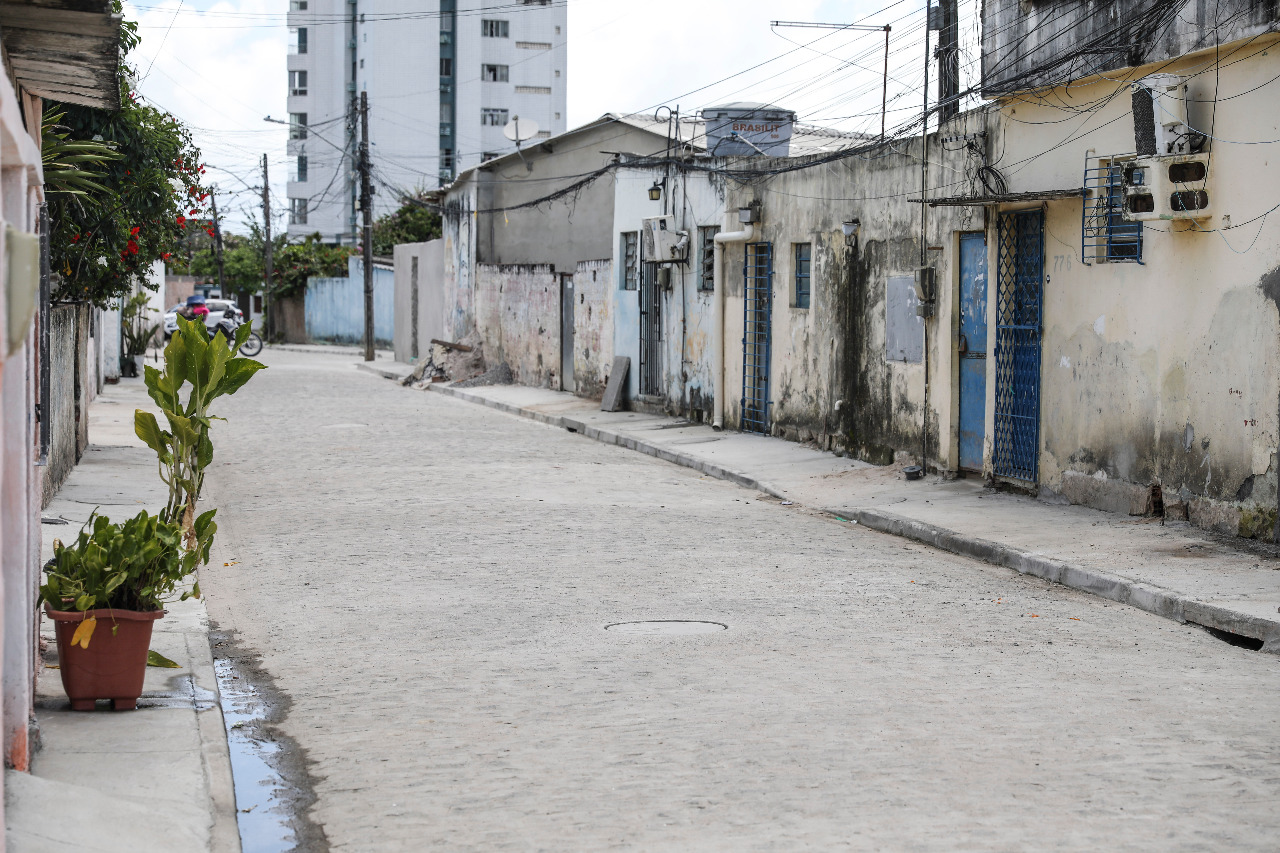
[741,242,773,433]
[957,232,988,472]
[993,210,1045,482]
[639,262,662,395]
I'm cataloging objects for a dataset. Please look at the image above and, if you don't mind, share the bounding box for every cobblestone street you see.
[202,350,1280,851]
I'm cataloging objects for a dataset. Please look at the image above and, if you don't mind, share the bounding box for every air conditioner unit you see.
[641,215,689,263]
[1122,155,1211,222]
[1132,74,1196,157]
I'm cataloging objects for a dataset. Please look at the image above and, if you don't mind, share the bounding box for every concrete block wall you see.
[393,240,445,363]
[571,259,612,399]
[305,258,394,345]
[474,263,559,387]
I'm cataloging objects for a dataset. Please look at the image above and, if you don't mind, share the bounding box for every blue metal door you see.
[741,242,773,433]
[957,233,987,471]
[993,210,1044,482]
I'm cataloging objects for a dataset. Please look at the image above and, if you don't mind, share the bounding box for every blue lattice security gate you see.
[741,242,773,433]
[993,210,1044,482]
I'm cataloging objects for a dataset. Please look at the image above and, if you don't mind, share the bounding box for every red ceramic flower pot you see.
[45,606,165,711]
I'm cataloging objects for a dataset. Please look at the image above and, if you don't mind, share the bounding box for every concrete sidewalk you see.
[397,378,1280,652]
[6,378,239,853]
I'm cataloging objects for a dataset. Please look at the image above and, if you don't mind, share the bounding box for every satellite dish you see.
[503,115,539,144]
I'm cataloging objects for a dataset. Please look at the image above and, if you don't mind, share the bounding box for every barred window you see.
[794,242,811,308]
[621,232,638,291]
[481,64,509,82]
[698,226,719,291]
[481,19,508,37]
[481,108,509,126]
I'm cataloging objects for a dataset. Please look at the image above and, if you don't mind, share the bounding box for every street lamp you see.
[648,180,662,202]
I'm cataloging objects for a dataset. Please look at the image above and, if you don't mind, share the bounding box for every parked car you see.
[164,299,244,339]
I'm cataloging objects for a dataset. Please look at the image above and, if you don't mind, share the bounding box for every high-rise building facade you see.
[285,0,567,244]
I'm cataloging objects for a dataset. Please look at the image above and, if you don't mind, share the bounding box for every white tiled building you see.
[285,0,567,244]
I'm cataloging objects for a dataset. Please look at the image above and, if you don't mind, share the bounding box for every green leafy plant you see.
[39,509,212,647]
[41,111,121,199]
[120,292,159,357]
[134,315,266,539]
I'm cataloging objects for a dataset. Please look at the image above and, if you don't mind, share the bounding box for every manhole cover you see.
[604,620,727,635]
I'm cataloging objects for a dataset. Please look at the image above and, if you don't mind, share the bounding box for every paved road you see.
[203,349,1280,852]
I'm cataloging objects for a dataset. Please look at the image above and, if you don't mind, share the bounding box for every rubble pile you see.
[402,333,490,388]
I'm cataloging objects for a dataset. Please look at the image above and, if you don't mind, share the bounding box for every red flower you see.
[189,209,198,216]
[130,226,140,236]
[71,233,81,243]
[176,215,186,227]
[161,252,171,261]
[127,240,138,255]
[205,227,216,238]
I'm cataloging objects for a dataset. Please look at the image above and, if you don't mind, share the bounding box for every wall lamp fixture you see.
[842,218,861,246]
[648,181,663,201]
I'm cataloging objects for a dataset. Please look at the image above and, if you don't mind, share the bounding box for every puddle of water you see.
[605,620,728,635]
[214,657,297,853]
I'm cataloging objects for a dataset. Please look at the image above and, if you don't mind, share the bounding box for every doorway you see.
[957,232,988,472]
[993,209,1044,483]
[560,272,575,393]
[638,262,661,396]
[741,242,773,433]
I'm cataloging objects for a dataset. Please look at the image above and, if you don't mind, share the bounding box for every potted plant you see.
[41,317,264,710]
[120,292,159,377]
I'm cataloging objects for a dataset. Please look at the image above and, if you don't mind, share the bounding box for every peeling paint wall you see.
[474,263,561,388]
[994,39,1280,537]
[611,166,726,415]
[572,259,613,399]
[305,257,394,345]
[609,120,977,461]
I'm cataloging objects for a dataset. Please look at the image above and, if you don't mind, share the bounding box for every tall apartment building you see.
[285,0,568,244]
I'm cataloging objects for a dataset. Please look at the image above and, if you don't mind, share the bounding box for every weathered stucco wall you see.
[718,122,976,461]
[612,166,725,415]
[993,44,1280,536]
[42,304,83,505]
[440,183,477,344]
[393,239,444,363]
[571,259,613,399]
[982,0,1279,94]
[473,121,672,272]
[474,263,560,388]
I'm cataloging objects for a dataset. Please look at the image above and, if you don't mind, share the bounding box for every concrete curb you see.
[425,382,1280,654]
[355,361,413,382]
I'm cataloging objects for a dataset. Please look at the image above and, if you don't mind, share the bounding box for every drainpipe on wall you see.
[712,212,754,430]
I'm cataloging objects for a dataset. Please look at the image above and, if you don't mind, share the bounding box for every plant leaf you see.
[146,650,181,668]
[71,616,97,650]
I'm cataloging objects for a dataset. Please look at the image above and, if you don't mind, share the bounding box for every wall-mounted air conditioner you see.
[1122,155,1211,222]
[641,215,689,263]
[1132,74,1201,157]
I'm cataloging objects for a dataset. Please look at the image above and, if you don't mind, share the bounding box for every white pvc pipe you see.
[712,214,754,430]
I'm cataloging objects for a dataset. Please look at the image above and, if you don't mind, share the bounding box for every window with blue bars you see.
[794,242,811,308]
[1082,157,1143,263]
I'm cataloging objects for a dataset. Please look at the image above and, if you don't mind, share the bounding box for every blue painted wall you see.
[306,257,394,345]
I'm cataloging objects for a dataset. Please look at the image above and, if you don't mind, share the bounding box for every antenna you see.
[503,115,540,172]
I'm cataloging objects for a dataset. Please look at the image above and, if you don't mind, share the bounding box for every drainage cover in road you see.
[605,620,727,635]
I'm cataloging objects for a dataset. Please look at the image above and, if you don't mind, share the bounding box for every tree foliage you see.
[45,7,209,306]
[273,235,352,298]
[371,197,441,256]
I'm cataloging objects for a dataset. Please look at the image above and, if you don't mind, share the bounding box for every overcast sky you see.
[121,0,978,234]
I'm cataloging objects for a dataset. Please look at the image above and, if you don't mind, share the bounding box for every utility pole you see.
[937,0,961,124]
[211,190,227,302]
[360,90,374,362]
[262,153,274,341]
